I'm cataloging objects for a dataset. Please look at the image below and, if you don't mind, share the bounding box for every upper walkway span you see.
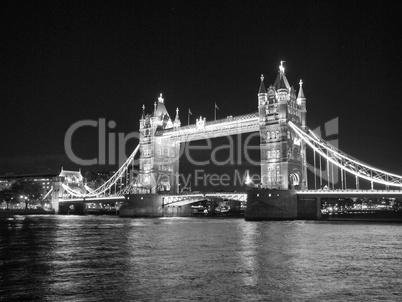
[155,112,259,142]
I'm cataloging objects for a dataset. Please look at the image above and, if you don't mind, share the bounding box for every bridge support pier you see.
[120,194,195,217]
[297,196,322,220]
[164,204,193,217]
[245,189,321,220]
[120,194,164,217]
[51,200,59,215]
[51,183,61,215]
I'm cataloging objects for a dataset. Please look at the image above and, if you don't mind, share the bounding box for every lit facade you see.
[0,173,57,196]
[258,62,307,190]
[139,94,181,194]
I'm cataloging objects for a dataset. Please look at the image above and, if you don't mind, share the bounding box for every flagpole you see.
[188,111,190,125]
[214,102,219,121]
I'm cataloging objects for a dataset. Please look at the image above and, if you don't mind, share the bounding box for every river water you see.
[1,215,402,301]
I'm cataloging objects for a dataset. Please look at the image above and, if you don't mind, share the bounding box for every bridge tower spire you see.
[258,74,268,121]
[297,79,307,130]
[297,79,308,189]
[258,61,307,190]
[174,107,181,128]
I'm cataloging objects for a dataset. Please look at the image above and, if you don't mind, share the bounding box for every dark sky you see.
[1,1,402,183]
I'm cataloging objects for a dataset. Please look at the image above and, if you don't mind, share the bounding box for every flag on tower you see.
[188,108,192,125]
[214,103,219,121]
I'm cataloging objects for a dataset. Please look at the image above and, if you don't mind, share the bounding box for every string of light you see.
[288,121,402,188]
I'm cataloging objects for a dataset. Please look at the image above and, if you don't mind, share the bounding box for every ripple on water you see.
[1,216,402,301]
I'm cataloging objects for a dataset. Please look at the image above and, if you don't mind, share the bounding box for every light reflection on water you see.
[1,216,402,301]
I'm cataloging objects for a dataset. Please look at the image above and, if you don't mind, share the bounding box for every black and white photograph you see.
[1,1,402,301]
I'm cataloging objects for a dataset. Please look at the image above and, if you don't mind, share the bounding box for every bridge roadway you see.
[161,189,402,207]
[59,192,248,207]
[162,192,248,206]
[59,196,125,203]
[59,189,402,205]
[297,189,402,198]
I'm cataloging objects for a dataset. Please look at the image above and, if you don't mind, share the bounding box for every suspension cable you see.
[288,121,402,188]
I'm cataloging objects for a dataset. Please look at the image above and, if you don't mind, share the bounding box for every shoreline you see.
[0,209,55,217]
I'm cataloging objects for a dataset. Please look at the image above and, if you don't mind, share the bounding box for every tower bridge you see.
[51,61,402,219]
[136,61,307,196]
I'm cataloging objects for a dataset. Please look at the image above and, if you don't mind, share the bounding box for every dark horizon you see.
[1,1,402,180]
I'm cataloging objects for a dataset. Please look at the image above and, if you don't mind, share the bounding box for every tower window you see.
[277,150,280,158]
[271,131,275,139]
[267,151,270,159]
[276,130,279,138]
[267,132,270,139]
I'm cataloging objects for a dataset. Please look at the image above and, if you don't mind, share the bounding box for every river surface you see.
[1,215,402,301]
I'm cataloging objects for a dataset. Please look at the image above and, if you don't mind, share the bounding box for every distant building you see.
[0,179,12,191]
[0,173,58,190]
[0,172,58,197]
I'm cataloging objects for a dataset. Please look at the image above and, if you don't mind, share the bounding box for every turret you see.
[276,61,290,121]
[258,74,267,104]
[297,79,307,129]
[140,104,146,130]
[153,101,157,117]
[258,74,268,121]
[174,107,181,128]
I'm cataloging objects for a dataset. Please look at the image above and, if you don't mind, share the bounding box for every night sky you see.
[1,1,402,185]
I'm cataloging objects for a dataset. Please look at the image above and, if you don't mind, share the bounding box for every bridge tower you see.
[50,168,86,213]
[259,62,307,190]
[138,94,181,194]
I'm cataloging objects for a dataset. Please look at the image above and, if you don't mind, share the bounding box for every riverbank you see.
[0,209,55,217]
[321,211,402,222]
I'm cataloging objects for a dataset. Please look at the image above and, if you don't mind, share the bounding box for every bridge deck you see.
[58,189,402,206]
[59,196,125,203]
[297,190,402,197]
